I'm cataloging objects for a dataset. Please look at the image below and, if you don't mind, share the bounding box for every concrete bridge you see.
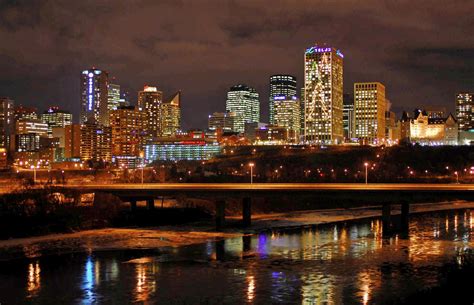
[59,183,474,232]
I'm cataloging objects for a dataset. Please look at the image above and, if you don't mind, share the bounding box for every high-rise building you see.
[272,96,301,142]
[110,106,145,158]
[138,86,163,141]
[304,45,344,144]
[208,111,237,132]
[107,83,121,112]
[226,84,260,133]
[343,93,354,141]
[41,107,72,137]
[65,124,81,159]
[354,82,386,145]
[269,75,297,124]
[15,118,48,136]
[0,97,14,149]
[455,93,474,132]
[80,68,109,126]
[80,123,112,162]
[161,92,181,137]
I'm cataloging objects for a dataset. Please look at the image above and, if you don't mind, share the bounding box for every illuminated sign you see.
[305,47,331,54]
[336,49,344,58]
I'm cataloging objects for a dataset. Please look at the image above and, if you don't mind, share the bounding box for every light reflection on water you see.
[0,209,472,305]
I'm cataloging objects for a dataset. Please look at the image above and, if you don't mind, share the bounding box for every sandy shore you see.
[0,200,472,260]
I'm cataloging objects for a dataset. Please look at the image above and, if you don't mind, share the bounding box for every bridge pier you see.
[382,203,392,234]
[242,197,252,227]
[146,198,155,210]
[215,200,226,230]
[400,201,410,232]
[130,199,137,212]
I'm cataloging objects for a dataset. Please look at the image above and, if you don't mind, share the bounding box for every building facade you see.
[409,110,458,145]
[41,107,72,137]
[138,86,163,141]
[304,45,344,144]
[342,93,354,141]
[208,111,237,132]
[80,123,112,162]
[161,92,181,137]
[65,124,82,159]
[226,84,260,133]
[107,83,121,112]
[269,75,297,125]
[272,96,301,142]
[80,68,109,126]
[0,97,14,149]
[455,93,473,132]
[110,106,145,158]
[354,82,386,145]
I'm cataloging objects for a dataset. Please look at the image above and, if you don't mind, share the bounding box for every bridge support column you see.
[242,197,251,227]
[382,203,392,234]
[146,198,155,210]
[130,199,137,212]
[400,201,410,232]
[215,200,226,230]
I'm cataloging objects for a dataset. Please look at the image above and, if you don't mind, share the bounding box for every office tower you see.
[65,124,82,159]
[0,97,14,149]
[455,93,474,131]
[138,86,163,140]
[161,91,181,137]
[208,112,237,132]
[354,82,386,145]
[343,93,354,140]
[226,84,260,133]
[272,96,301,141]
[269,75,297,124]
[80,123,112,162]
[80,68,109,126]
[107,83,121,112]
[14,118,48,152]
[110,106,145,157]
[41,107,72,137]
[304,45,344,144]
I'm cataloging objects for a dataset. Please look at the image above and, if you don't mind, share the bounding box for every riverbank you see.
[0,200,473,261]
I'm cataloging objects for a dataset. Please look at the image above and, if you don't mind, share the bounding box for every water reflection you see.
[1,209,473,305]
[26,261,40,298]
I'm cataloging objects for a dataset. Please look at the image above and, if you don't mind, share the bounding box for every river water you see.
[0,209,473,305]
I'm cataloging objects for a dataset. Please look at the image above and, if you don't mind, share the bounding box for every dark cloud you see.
[0,0,473,128]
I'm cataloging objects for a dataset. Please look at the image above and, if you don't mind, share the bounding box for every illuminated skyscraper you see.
[0,97,14,149]
[269,75,297,124]
[107,83,121,111]
[65,124,81,159]
[161,91,181,137]
[80,123,112,162]
[354,82,386,145]
[110,106,145,157]
[80,68,109,126]
[342,94,355,140]
[41,107,72,137]
[304,45,344,144]
[455,93,474,131]
[138,86,163,141]
[208,111,237,132]
[226,84,259,133]
[272,96,301,142]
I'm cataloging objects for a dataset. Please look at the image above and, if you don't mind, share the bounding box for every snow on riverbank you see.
[0,200,472,260]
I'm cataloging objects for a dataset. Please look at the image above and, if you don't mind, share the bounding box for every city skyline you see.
[1,1,473,130]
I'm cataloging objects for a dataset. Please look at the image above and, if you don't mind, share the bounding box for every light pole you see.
[140,152,145,184]
[364,162,369,184]
[249,162,255,184]
[454,171,459,184]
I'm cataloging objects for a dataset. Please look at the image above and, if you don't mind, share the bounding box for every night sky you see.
[1,0,473,129]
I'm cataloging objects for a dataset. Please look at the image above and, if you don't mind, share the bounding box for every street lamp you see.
[249,162,255,184]
[364,162,369,184]
[454,171,459,184]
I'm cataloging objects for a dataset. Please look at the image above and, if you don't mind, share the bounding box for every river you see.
[0,209,473,304]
